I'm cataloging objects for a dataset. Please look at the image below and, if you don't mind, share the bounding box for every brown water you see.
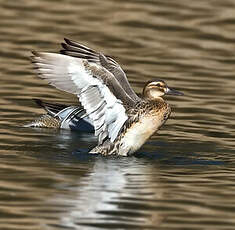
[1,0,235,229]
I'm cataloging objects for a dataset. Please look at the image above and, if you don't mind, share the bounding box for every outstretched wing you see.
[31,52,128,144]
[60,38,140,102]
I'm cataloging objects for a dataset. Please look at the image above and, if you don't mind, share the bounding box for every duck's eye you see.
[156,83,162,87]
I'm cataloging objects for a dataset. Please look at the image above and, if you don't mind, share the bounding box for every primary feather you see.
[31,51,128,144]
[60,38,140,102]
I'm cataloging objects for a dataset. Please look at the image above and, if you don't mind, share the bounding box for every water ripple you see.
[1,0,235,229]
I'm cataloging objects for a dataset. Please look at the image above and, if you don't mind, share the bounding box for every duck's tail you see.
[25,99,94,132]
[33,98,68,116]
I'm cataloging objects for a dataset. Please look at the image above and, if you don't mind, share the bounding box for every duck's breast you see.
[119,114,166,156]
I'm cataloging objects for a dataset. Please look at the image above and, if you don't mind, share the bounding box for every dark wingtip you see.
[64,38,71,45]
[31,50,39,56]
[33,98,44,107]
[60,49,66,55]
[61,42,67,49]
[30,51,38,63]
[61,39,72,53]
[60,42,66,54]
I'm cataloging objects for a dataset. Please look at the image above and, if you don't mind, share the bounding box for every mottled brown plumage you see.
[28,38,183,156]
[27,114,61,128]
[90,98,171,156]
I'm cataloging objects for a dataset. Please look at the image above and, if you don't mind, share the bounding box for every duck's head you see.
[143,79,183,100]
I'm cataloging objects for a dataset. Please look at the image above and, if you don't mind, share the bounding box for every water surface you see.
[1,0,235,229]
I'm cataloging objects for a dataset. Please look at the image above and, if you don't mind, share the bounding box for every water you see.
[1,0,235,229]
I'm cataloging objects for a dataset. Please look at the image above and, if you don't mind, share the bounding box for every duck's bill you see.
[166,88,184,96]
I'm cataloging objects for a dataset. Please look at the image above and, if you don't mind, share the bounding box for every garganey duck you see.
[29,38,183,156]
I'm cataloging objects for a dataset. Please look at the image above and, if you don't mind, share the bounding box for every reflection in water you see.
[48,157,165,229]
[1,0,235,229]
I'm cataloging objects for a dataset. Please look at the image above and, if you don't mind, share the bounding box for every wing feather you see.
[31,52,128,143]
[61,38,140,102]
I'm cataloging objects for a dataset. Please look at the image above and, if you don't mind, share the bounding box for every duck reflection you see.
[49,155,167,229]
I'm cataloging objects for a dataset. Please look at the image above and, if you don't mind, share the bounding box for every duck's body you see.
[29,38,183,156]
[90,99,171,156]
[28,98,170,156]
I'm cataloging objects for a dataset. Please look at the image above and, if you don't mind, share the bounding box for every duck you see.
[29,38,183,156]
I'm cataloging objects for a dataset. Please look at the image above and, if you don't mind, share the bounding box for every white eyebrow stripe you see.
[148,82,163,87]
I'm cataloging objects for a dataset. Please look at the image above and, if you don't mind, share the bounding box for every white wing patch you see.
[32,52,128,143]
